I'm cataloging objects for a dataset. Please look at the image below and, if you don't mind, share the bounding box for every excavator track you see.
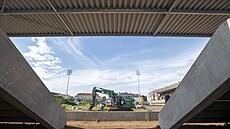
[108,108,133,111]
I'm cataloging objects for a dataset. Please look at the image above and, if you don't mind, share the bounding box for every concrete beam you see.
[0,9,230,16]
[0,27,66,128]
[159,19,230,129]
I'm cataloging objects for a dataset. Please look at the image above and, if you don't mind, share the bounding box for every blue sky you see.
[10,36,209,96]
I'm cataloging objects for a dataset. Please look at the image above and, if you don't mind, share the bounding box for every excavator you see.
[87,87,133,111]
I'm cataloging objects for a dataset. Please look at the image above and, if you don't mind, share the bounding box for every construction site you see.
[0,0,230,129]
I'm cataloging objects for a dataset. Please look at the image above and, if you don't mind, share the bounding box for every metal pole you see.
[138,75,140,101]
[66,75,70,98]
[47,0,74,36]
[136,70,141,104]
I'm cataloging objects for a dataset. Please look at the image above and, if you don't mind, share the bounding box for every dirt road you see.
[144,105,163,112]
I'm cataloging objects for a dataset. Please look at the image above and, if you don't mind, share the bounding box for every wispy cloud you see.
[106,48,158,64]
[51,38,103,68]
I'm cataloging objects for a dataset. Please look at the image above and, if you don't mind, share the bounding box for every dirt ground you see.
[65,121,230,129]
[144,105,163,112]
[65,121,159,129]
[0,122,229,129]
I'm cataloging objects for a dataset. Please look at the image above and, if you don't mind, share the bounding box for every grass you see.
[65,105,74,110]
[75,104,90,111]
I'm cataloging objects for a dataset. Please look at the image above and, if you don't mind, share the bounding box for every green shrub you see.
[54,96,76,106]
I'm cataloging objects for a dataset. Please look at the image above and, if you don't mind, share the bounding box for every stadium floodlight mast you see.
[136,70,141,103]
[66,69,72,99]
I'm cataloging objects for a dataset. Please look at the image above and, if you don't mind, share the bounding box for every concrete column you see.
[0,27,66,128]
[159,19,230,129]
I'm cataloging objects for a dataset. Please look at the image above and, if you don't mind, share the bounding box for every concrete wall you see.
[159,19,230,129]
[0,27,66,128]
[66,111,158,121]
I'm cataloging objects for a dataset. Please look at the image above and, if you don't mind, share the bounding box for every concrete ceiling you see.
[0,96,35,122]
[0,0,229,37]
[189,88,230,123]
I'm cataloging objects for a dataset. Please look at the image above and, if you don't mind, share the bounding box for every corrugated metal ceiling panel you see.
[158,14,229,36]
[1,14,69,36]
[174,0,230,11]
[0,0,229,37]
[4,0,50,10]
[62,13,164,35]
[49,0,172,9]
[3,0,173,10]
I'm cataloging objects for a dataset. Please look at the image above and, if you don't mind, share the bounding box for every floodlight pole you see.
[136,70,141,103]
[66,69,72,99]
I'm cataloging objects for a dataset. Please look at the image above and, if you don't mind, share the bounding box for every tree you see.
[102,96,106,102]
[54,96,77,106]
[81,99,92,105]
[142,95,147,101]
[77,98,82,102]
[64,99,77,106]
[54,96,65,105]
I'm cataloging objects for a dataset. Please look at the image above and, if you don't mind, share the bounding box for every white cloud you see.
[22,37,64,79]
[43,59,190,96]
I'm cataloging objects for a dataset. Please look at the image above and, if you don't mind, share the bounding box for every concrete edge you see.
[0,27,67,129]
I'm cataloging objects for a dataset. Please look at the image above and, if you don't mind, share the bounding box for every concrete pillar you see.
[159,19,230,129]
[0,27,66,128]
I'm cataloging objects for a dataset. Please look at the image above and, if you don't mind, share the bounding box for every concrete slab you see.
[159,19,230,129]
[0,27,66,129]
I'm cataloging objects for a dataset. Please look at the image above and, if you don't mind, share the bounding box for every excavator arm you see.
[88,87,117,111]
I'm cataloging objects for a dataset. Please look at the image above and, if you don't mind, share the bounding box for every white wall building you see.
[74,93,101,102]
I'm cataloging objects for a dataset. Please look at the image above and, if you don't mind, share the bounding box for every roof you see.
[77,93,92,96]
[51,92,64,96]
[150,82,179,94]
[118,92,139,97]
[0,0,229,37]
[76,93,100,97]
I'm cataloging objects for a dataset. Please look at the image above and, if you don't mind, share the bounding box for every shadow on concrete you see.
[64,125,161,129]
[179,125,230,129]
[64,125,84,129]
[0,123,46,129]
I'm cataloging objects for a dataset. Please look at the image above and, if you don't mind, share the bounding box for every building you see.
[148,82,180,105]
[117,92,139,99]
[51,92,73,100]
[118,92,143,105]
[51,92,65,97]
[74,93,101,102]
